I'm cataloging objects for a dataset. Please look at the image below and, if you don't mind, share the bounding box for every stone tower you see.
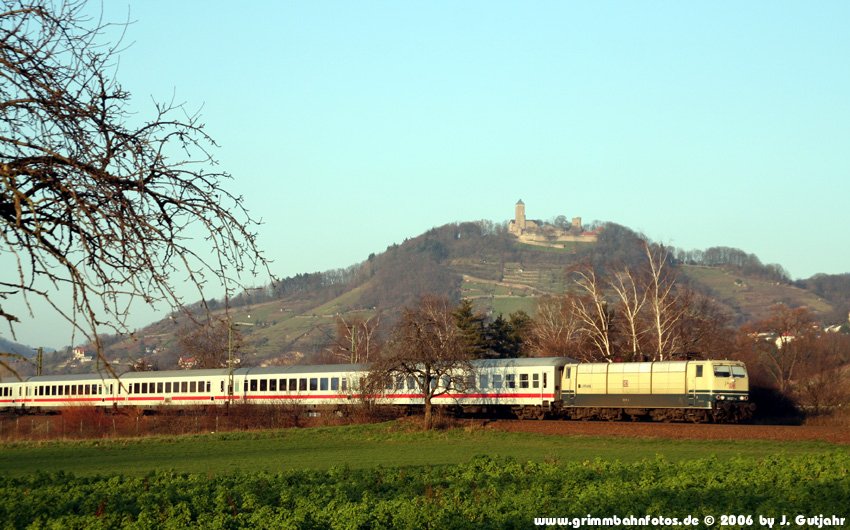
[515,199,526,231]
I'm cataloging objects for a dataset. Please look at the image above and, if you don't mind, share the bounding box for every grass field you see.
[1,421,845,478]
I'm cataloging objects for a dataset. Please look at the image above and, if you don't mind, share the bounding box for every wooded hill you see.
[39,221,850,372]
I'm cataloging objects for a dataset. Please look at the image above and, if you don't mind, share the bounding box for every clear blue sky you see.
[6,1,850,349]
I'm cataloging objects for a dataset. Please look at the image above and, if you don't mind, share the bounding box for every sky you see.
[4,1,850,349]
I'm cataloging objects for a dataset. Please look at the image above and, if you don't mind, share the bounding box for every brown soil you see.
[483,419,850,444]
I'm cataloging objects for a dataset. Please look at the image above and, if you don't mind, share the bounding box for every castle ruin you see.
[508,199,598,246]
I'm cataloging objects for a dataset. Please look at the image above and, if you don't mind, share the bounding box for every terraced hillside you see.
[680,265,834,323]
[67,221,844,371]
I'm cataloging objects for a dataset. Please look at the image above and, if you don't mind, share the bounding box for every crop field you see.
[1,421,848,528]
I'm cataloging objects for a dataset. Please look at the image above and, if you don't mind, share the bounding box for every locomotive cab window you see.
[732,366,747,378]
[696,365,703,377]
[713,366,731,378]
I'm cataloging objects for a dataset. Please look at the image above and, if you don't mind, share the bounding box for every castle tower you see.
[515,199,526,231]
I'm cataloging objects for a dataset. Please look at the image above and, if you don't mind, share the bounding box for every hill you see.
[56,220,847,371]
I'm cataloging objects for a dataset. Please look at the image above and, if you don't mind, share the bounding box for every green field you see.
[1,421,845,478]
[1,423,848,529]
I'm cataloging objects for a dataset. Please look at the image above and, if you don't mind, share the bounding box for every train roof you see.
[8,357,578,385]
[240,363,369,376]
[471,356,576,368]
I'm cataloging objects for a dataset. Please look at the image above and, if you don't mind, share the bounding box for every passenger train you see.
[0,357,755,423]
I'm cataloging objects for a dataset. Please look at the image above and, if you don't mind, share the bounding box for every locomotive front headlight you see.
[740,396,747,401]
[717,395,725,400]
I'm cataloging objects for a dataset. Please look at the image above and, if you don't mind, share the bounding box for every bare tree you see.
[326,313,381,364]
[529,295,583,357]
[742,304,818,394]
[176,316,242,369]
[0,1,267,372]
[609,267,647,360]
[572,269,615,362]
[372,295,475,429]
[643,244,682,359]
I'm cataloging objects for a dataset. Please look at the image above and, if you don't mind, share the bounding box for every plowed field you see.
[486,419,850,444]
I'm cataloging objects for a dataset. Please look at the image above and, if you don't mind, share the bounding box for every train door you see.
[686,362,702,407]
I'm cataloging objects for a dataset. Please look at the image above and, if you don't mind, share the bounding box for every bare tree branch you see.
[0,0,269,370]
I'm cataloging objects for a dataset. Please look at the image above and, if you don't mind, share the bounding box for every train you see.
[0,356,755,423]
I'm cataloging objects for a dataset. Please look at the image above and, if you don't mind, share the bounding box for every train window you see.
[109,384,114,394]
[206,381,211,392]
[190,381,197,393]
[221,381,225,393]
[520,374,529,389]
[330,378,338,391]
[165,382,172,393]
[181,381,188,393]
[157,382,163,393]
[249,380,257,392]
[430,378,437,390]
[713,366,731,378]
[566,368,572,379]
[479,374,489,389]
[299,378,307,391]
[282,379,290,391]
[532,374,539,389]
[543,373,548,388]
[407,376,416,390]
[260,379,267,392]
[385,378,394,390]
[696,366,703,377]
[269,379,277,392]
[133,383,140,394]
[309,378,318,391]
[732,366,747,378]
[493,374,503,389]
[320,378,329,391]
[341,378,348,391]
[506,374,516,389]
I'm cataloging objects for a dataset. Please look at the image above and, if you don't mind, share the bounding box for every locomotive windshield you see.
[732,366,747,378]
[713,366,731,377]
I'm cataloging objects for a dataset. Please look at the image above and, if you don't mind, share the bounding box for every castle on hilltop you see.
[508,199,598,247]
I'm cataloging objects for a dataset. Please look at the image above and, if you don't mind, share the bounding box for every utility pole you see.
[227,321,234,410]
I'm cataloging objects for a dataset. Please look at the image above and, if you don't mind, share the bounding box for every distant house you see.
[72,347,93,363]
[178,356,199,369]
